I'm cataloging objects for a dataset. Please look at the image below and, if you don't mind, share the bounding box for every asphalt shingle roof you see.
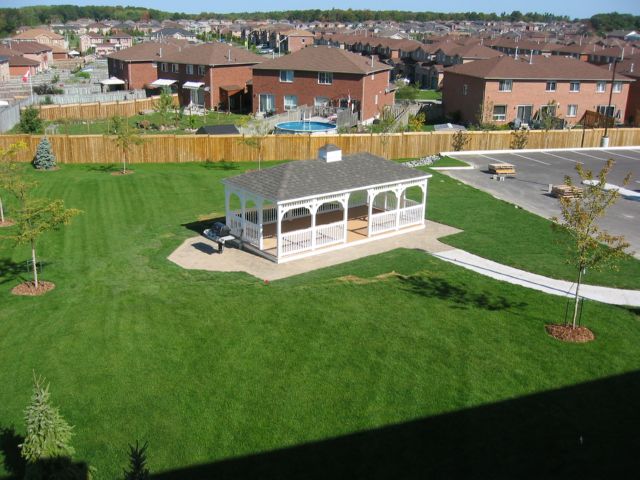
[224,152,429,202]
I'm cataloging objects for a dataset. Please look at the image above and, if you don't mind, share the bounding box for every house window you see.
[492,105,507,121]
[284,95,297,110]
[567,104,578,117]
[596,81,606,93]
[498,79,512,92]
[160,62,168,72]
[258,94,275,113]
[186,64,194,75]
[596,105,615,116]
[171,63,179,73]
[314,96,330,107]
[613,81,622,93]
[279,70,294,83]
[540,104,557,117]
[569,81,580,92]
[318,71,333,85]
[198,65,206,76]
[462,84,468,96]
[545,81,556,92]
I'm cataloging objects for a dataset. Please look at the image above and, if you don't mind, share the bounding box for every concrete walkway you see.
[168,220,461,281]
[433,249,640,307]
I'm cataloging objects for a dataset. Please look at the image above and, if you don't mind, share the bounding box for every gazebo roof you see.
[223,152,430,202]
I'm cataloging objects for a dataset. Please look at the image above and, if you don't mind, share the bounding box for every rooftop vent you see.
[318,144,342,163]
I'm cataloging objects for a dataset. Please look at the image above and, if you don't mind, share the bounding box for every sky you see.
[3,0,639,19]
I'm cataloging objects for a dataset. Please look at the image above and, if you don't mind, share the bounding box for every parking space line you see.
[510,152,551,165]
[569,150,610,161]
[539,151,582,164]
[601,150,640,161]
[479,153,511,163]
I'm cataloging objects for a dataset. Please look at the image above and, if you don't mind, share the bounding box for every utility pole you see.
[601,59,618,148]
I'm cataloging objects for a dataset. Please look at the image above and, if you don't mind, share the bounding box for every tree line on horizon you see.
[0,6,637,37]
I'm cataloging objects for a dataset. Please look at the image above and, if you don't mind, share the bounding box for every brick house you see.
[252,45,394,123]
[7,41,53,70]
[279,30,315,53]
[614,57,640,126]
[443,55,634,127]
[79,33,106,53]
[11,28,67,49]
[107,42,186,90]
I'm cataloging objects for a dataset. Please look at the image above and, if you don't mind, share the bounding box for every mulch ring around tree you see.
[0,219,15,227]
[545,324,595,343]
[11,281,56,296]
[111,170,135,176]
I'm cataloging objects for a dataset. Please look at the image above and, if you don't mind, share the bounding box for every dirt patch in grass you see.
[11,281,56,296]
[337,271,406,285]
[111,170,135,176]
[0,219,15,227]
[545,324,595,343]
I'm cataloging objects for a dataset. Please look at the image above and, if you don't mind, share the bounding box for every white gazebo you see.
[222,145,431,263]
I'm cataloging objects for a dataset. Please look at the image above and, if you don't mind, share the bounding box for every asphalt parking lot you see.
[445,148,640,258]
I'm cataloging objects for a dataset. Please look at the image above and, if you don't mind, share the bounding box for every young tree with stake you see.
[552,159,631,331]
[112,118,143,174]
[3,174,80,290]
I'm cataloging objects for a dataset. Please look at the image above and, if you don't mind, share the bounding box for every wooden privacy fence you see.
[33,94,179,121]
[1,128,639,164]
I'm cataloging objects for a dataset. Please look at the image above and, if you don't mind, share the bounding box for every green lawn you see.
[395,87,442,101]
[0,163,639,478]
[422,169,640,289]
[14,111,248,136]
[394,157,469,168]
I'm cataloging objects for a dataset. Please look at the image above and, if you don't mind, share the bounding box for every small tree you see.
[3,174,80,288]
[509,129,529,150]
[123,441,150,480]
[552,159,631,329]
[19,107,43,134]
[407,112,425,132]
[451,130,470,152]
[21,373,75,463]
[237,116,271,170]
[32,137,57,170]
[0,142,26,224]
[112,119,143,174]
[153,88,175,128]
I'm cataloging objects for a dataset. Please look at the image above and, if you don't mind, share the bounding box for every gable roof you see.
[7,41,52,54]
[224,152,428,202]
[445,55,634,81]
[107,42,184,62]
[253,45,391,75]
[160,43,262,66]
[12,28,64,40]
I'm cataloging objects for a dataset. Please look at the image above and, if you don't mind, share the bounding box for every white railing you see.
[370,210,397,235]
[316,221,344,248]
[401,198,420,208]
[244,220,260,247]
[281,228,313,256]
[263,207,277,224]
[227,214,242,236]
[399,205,424,227]
[283,206,311,221]
[318,202,341,214]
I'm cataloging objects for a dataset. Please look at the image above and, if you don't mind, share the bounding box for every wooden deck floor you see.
[261,205,382,254]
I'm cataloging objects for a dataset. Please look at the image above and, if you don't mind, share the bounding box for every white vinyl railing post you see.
[395,186,402,231]
[311,202,317,251]
[367,190,373,237]
[276,206,283,259]
[343,193,350,243]
[257,199,264,250]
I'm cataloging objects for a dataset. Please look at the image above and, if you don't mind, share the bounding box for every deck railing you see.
[227,214,242,236]
[370,210,397,235]
[316,221,344,248]
[399,205,424,227]
[281,227,313,256]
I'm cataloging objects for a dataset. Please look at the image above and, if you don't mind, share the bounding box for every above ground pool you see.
[275,121,337,134]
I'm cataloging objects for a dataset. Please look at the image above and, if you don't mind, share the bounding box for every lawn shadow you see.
[0,258,50,286]
[150,370,640,480]
[182,217,226,235]
[85,164,119,173]
[201,160,240,171]
[398,274,527,311]
[0,426,25,480]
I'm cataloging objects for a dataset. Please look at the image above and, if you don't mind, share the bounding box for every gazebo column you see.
[310,201,318,250]
[342,193,350,243]
[395,186,403,231]
[224,187,231,223]
[257,198,264,250]
[422,180,428,224]
[276,205,283,259]
[240,192,246,240]
[366,189,374,237]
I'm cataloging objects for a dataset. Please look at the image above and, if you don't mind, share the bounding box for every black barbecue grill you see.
[203,222,236,253]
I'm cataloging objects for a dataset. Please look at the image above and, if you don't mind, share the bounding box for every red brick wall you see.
[287,36,313,53]
[443,71,632,125]
[210,65,254,109]
[252,68,391,122]
[9,65,37,77]
[624,75,640,126]
[125,62,159,90]
[442,73,486,123]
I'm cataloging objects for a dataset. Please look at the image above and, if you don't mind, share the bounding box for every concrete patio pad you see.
[168,220,461,281]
